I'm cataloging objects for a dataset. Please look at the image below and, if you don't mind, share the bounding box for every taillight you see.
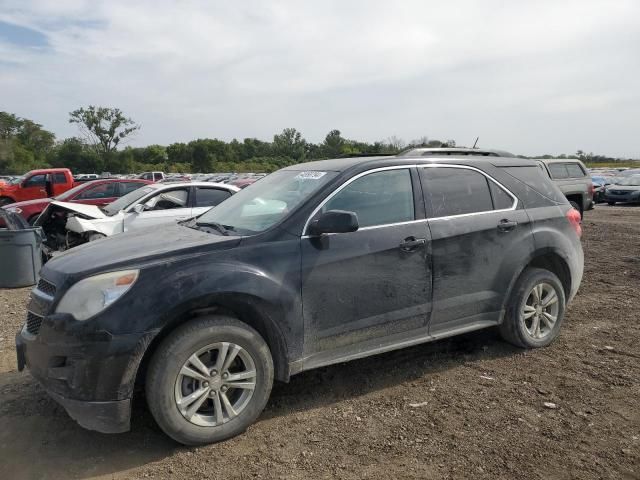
[566,208,582,238]
[588,182,594,196]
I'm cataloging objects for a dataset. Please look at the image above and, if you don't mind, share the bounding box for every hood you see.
[43,223,241,277]
[47,200,107,219]
[0,183,18,194]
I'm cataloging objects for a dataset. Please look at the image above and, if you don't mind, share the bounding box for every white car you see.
[37,182,239,252]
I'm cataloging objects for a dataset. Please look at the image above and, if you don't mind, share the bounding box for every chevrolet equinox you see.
[16,154,584,445]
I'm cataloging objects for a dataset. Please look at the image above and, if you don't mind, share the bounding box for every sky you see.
[1,0,639,158]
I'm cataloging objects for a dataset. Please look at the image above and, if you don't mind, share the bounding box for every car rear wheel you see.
[145,315,274,445]
[0,197,13,207]
[27,214,40,225]
[499,268,566,348]
[569,201,582,218]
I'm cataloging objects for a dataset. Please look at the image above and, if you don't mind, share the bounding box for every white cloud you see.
[0,0,639,157]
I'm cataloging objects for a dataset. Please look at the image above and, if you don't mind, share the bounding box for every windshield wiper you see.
[195,221,235,236]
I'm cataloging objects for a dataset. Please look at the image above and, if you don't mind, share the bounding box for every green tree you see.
[69,106,140,159]
[272,128,306,161]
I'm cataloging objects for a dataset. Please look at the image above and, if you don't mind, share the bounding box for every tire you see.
[145,315,274,445]
[607,201,615,206]
[0,197,14,207]
[28,214,40,226]
[499,268,566,348]
[569,201,582,218]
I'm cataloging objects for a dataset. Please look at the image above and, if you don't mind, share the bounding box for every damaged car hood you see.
[43,224,242,276]
[45,200,108,219]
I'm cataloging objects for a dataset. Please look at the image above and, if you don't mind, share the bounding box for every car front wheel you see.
[146,315,274,445]
[499,268,566,348]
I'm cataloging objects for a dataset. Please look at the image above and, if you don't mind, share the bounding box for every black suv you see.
[16,155,584,445]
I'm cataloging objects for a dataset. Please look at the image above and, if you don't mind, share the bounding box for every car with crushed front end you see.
[16,154,584,445]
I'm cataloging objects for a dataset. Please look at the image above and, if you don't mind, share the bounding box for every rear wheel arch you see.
[135,293,290,388]
[502,249,572,317]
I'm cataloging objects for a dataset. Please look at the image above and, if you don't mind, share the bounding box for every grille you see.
[26,312,44,335]
[36,278,56,297]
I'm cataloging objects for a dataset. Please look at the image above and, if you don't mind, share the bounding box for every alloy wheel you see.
[174,342,257,427]
[521,282,560,340]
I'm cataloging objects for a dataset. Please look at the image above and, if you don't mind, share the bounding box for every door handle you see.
[399,237,426,251]
[497,219,517,232]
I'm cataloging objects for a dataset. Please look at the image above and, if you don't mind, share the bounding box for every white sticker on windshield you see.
[295,171,327,180]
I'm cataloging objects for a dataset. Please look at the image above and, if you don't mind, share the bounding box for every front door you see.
[20,174,48,201]
[123,186,192,232]
[301,167,432,355]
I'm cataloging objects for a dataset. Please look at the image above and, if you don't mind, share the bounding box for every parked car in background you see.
[17,154,583,445]
[591,176,611,203]
[36,181,239,255]
[2,178,151,224]
[74,174,100,182]
[540,159,593,216]
[138,171,166,182]
[0,168,77,206]
[603,175,640,205]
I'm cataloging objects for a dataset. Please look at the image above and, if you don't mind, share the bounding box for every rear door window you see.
[420,167,494,217]
[322,169,414,228]
[489,182,514,210]
[75,182,118,199]
[195,187,232,207]
[53,172,67,184]
[120,182,146,195]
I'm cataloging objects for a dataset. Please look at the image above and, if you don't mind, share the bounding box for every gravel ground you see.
[0,206,638,480]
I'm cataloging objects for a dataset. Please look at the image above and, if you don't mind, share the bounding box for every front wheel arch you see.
[135,294,290,390]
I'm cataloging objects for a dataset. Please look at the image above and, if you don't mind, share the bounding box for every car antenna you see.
[472,137,479,149]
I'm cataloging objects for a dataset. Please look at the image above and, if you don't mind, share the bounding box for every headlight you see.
[55,270,139,321]
[6,206,21,214]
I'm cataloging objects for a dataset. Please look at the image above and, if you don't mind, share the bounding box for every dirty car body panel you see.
[16,155,584,434]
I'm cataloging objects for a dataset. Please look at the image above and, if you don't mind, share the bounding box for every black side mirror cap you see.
[309,210,359,236]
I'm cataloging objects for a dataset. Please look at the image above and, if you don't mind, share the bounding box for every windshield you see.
[103,186,155,215]
[196,170,337,234]
[616,176,640,186]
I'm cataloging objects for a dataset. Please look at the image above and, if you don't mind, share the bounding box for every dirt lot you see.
[0,206,638,480]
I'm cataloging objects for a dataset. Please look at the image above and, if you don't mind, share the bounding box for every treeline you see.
[0,109,637,175]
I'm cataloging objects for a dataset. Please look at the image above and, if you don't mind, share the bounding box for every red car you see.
[2,178,151,224]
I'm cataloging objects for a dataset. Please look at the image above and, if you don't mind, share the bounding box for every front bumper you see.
[15,313,156,433]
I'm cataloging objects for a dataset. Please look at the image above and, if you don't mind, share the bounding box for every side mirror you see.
[308,210,359,236]
[133,204,145,214]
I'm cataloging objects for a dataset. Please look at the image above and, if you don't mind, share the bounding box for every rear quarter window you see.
[565,163,586,178]
[502,166,566,205]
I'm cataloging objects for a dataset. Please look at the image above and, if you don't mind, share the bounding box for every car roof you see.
[284,154,537,173]
[147,181,240,191]
[398,147,515,157]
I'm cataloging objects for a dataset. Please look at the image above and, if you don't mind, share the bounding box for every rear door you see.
[51,172,69,196]
[301,167,432,355]
[419,165,534,335]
